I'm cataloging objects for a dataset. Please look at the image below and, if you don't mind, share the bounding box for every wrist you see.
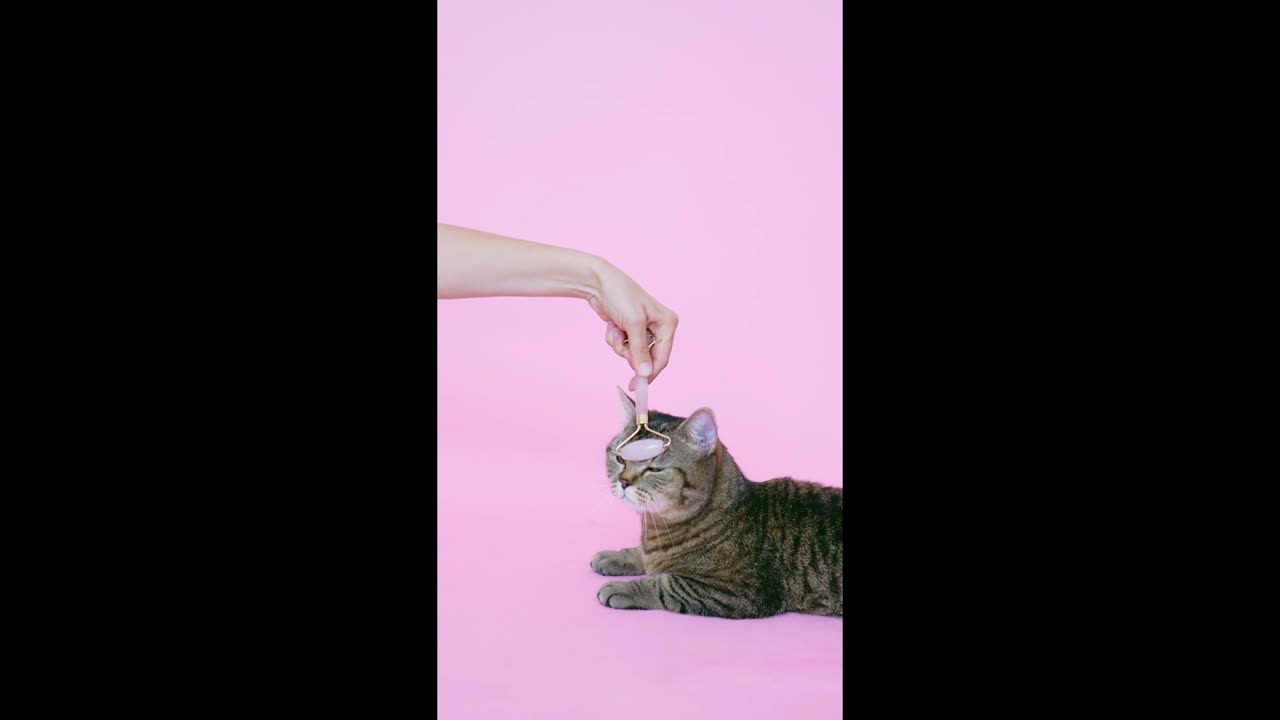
[574,252,613,302]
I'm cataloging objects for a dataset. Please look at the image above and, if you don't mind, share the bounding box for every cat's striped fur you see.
[592,389,842,619]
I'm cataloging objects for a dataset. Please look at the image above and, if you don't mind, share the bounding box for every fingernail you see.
[607,327,618,343]
[638,362,652,377]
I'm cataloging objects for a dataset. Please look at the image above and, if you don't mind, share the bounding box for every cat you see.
[592,388,842,619]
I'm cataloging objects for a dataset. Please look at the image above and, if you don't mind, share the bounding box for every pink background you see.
[438,1,842,717]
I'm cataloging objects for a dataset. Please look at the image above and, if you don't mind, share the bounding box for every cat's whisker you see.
[656,508,672,534]
[656,509,673,550]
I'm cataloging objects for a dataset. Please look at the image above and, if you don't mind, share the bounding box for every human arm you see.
[437,223,678,384]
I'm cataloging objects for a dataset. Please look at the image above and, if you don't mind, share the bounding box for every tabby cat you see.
[592,388,842,619]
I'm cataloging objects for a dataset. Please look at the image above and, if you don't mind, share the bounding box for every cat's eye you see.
[614,455,625,464]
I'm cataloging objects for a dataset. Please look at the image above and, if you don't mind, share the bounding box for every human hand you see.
[586,262,679,390]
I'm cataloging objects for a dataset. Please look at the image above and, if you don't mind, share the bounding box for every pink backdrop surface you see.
[438,1,842,717]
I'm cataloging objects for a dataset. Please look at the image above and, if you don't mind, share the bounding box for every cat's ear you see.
[616,386,636,424]
[679,407,718,456]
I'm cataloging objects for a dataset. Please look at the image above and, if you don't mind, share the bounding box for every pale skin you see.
[437,223,679,387]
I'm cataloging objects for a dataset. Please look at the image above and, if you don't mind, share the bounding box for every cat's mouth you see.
[621,493,669,514]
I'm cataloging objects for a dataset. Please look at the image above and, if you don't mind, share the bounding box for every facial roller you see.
[615,332,670,462]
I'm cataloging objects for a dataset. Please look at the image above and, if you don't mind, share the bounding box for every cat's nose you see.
[619,476,633,489]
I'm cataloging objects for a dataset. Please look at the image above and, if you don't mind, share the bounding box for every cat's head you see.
[605,387,720,521]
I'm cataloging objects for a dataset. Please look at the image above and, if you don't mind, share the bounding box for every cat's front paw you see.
[590,549,642,576]
[597,581,646,610]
